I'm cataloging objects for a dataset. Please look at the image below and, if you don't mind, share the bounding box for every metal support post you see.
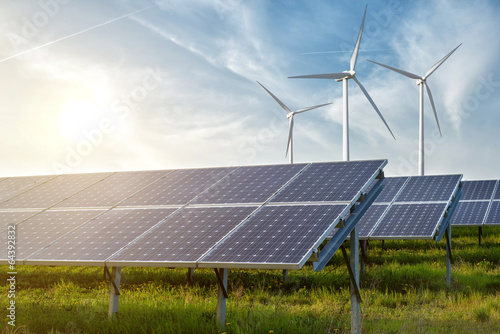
[106,266,121,320]
[359,240,367,276]
[187,268,194,283]
[350,227,360,333]
[282,269,288,282]
[478,226,482,246]
[445,225,452,288]
[215,268,228,330]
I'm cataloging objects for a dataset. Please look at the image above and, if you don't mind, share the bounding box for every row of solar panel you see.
[0,160,387,269]
[0,160,385,209]
[450,180,500,226]
[354,175,462,239]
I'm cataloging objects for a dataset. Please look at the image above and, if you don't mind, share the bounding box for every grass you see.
[1,226,500,333]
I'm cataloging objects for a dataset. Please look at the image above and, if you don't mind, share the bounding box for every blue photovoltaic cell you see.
[55,170,169,208]
[450,201,489,226]
[357,204,388,238]
[120,168,236,206]
[109,206,256,264]
[370,203,447,238]
[270,160,385,203]
[28,208,177,262]
[0,175,56,203]
[0,173,111,209]
[395,175,461,203]
[485,201,500,225]
[373,177,409,203]
[460,180,497,200]
[192,164,306,205]
[0,210,105,261]
[200,204,346,265]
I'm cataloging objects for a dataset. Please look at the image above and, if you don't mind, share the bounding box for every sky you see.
[0,0,499,180]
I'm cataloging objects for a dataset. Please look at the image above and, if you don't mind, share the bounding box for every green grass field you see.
[1,226,499,333]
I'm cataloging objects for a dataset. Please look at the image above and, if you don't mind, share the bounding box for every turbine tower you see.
[367,43,461,175]
[257,81,332,164]
[288,5,395,162]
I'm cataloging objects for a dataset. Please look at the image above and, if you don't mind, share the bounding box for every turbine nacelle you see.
[416,79,425,86]
[335,70,356,82]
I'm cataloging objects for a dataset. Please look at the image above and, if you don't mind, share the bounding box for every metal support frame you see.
[105,266,121,320]
[187,268,194,283]
[445,225,452,287]
[313,178,383,272]
[359,240,368,276]
[282,269,289,282]
[214,268,228,330]
[478,226,482,246]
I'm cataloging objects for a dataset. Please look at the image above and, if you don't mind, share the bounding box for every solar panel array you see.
[355,175,462,240]
[1,160,387,269]
[450,180,500,226]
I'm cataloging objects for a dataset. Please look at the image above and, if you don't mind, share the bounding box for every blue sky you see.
[1,0,499,180]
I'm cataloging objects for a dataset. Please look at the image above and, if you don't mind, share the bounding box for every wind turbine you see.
[288,5,395,162]
[257,81,332,164]
[367,43,461,175]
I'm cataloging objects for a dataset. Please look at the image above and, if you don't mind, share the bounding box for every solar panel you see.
[108,206,257,266]
[0,173,112,209]
[484,201,500,225]
[0,175,56,203]
[55,170,169,208]
[270,160,385,203]
[494,182,500,200]
[356,204,388,238]
[199,204,347,268]
[0,210,106,262]
[395,175,461,202]
[373,177,409,203]
[27,208,178,264]
[460,180,497,200]
[370,203,448,239]
[449,201,489,226]
[120,167,236,206]
[0,211,41,229]
[192,164,306,205]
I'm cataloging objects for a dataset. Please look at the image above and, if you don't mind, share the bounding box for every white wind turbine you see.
[289,5,395,162]
[367,43,461,175]
[257,81,332,164]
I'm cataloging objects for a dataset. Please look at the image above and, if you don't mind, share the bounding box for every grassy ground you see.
[1,226,499,333]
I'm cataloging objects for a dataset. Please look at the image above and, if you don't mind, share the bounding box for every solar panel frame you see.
[0,175,57,203]
[0,173,112,210]
[394,175,461,203]
[191,164,308,205]
[484,200,500,225]
[0,209,107,264]
[450,201,490,226]
[198,204,350,270]
[25,208,178,266]
[269,160,387,204]
[459,180,497,201]
[119,167,238,207]
[493,180,500,200]
[369,203,449,239]
[107,206,259,268]
[54,170,171,208]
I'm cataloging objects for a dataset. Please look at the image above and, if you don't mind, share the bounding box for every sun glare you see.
[60,99,102,141]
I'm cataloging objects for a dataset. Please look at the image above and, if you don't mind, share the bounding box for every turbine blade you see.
[367,60,421,80]
[424,82,442,136]
[285,116,294,157]
[256,81,293,113]
[351,5,367,71]
[352,77,396,140]
[424,43,462,79]
[289,73,347,80]
[296,102,332,114]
